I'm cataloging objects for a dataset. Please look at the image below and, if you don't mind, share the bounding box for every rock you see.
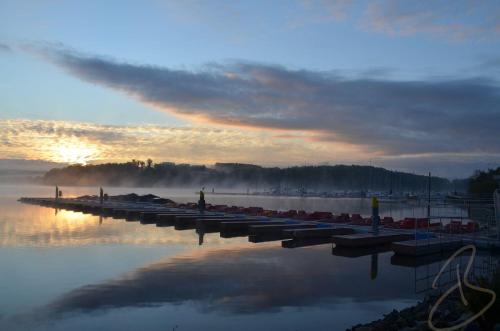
[354,327,373,331]
[464,322,481,331]
[442,309,452,319]
[396,316,407,328]
[454,311,473,325]
[348,294,479,331]
[415,321,428,331]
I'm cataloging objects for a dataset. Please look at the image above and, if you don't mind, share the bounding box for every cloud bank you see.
[36,45,500,160]
[1,119,355,166]
[4,118,499,177]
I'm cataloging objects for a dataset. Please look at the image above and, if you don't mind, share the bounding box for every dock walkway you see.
[18,197,500,256]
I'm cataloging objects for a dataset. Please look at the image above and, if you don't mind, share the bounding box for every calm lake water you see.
[0,184,472,331]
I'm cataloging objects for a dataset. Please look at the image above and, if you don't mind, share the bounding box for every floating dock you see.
[391,238,463,256]
[284,227,355,239]
[174,214,230,230]
[197,217,256,230]
[332,233,413,248]
[250,223,317,236]
[220,220,285,237]
[282,238,333,248]
[18,197,500,257]
[248,223,319,243]
[281,228,355,248]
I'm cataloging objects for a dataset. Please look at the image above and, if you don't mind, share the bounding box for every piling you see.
[372,197,380,235]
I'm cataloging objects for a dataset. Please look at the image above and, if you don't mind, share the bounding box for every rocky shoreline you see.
[347,293,496,331]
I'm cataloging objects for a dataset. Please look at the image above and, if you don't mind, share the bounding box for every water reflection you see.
[42,244,417,317]
[0,197,244,247]
[370,254,378,280]
[0,185,476,331]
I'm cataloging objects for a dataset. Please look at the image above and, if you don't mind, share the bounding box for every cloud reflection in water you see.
[44,244,416,316]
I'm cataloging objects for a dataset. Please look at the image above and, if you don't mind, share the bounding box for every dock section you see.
[332,233,413,248]
[18,196,500,256]
[391,238,463,256]
[284,227,355,239]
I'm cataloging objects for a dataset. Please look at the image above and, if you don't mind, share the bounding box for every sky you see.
[1,0,500,178]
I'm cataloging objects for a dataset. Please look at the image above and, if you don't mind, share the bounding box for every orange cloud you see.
[0,119,374,166]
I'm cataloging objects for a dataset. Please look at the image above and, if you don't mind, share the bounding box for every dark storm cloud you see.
[37,46,500,156]
[43,246,415,316]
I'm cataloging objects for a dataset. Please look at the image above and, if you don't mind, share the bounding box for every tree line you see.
[467,167,500,196]
[42,160,464,192]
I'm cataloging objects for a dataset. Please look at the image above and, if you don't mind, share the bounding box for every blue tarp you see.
[415,232,436,240]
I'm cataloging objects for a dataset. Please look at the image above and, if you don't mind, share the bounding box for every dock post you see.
[100,187,104,205]
[372,197,380,235]
[198,189,205,214]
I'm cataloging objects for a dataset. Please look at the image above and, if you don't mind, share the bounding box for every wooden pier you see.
[281,228,355,248]
[220,220,286,237]
[282,238,333,248]
[197,217,255,230]
[332,233,413,248]
[284,227,355,239]
[391,238,463,256]
[18,197,500,259]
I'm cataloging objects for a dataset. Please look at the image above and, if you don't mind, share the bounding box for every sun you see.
[50,139,100,164]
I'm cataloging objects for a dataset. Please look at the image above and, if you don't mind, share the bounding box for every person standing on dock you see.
[372,197,380,235]
[99,187,104,204]
[198,189,206,214]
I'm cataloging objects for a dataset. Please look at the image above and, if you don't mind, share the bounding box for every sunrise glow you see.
[49,139,100,164]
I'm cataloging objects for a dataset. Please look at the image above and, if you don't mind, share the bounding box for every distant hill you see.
[42,160,460,192]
